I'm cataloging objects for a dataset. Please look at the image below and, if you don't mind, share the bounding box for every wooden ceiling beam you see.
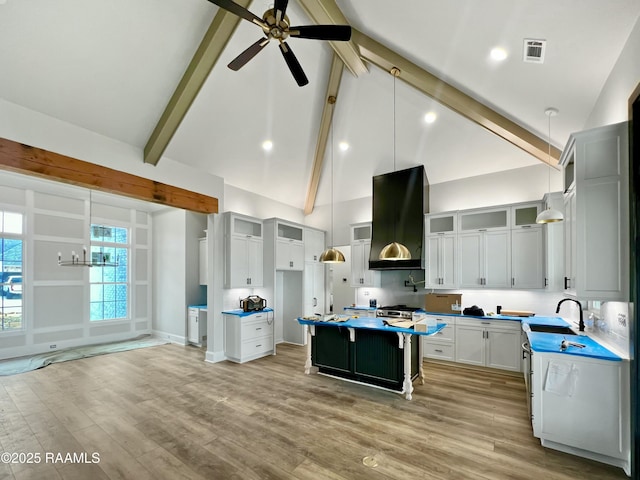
[352,29,561,166]
[295,0,368,78]
[304,54,344,215]
[143,1,251,166]
[0,137,218,214]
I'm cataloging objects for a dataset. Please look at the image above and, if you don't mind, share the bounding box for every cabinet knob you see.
[435,349,443,353]
[290,261,293,268]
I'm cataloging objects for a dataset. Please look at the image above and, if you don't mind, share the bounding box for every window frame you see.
[0,209,25,333]
[89,223,130,322]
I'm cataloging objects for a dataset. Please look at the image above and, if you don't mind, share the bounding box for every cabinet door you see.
[350,241,366,286]
[484,230,511,288]
[247,237,263,286]
[304,262,325,316]
[229,236,249,287]
[440,234,457,288]
[512,227,544,289]
[454,325,485,366]
[485,328,521,371]
[305,229,325,263]
[188,311,199,344]
[427,235,457,288]
[563,191,576,293]
[426,236,440,287]
[199,238,207,286]
[276,239,304,271]
[459,233,482,287]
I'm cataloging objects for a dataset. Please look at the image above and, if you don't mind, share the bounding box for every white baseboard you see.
[151,330,186,346]
[205,350,226,363]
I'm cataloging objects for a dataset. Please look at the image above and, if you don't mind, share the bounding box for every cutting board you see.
[500,309,535,317]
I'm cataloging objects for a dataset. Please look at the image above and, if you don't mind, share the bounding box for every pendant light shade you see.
[536,107,564,224]
[319,247,346,263]
[379,241,411,261]
[379,67,411,261]
[320,99,345,264]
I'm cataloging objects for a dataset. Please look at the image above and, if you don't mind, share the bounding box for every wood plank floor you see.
[0,343,628,480]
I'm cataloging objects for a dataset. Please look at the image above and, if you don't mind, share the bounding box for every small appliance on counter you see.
[376,305,426,322]
[240,295,267,312]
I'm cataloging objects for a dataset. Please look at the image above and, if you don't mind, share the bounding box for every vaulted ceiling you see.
[1,0,638,211]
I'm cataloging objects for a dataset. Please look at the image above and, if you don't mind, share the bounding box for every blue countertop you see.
[423,312,620,361]
[526,331,621,361]
[298,315,446,336]
[188,304,208,310]
[222,308,274,317]
[343,305,377,311]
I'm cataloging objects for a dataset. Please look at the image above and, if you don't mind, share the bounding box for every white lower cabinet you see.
[454,318,521,372]
[187,307,207,346]
[224,311,274,363]
[532,352,629,474]
[423,315,456,361]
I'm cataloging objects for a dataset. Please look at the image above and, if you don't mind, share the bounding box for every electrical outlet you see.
[363,291,370,296]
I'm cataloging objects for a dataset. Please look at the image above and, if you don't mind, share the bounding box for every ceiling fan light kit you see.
[209,0,352,86]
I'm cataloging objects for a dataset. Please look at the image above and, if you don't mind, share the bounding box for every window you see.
[90,224,129,321]
[1,211,23,332]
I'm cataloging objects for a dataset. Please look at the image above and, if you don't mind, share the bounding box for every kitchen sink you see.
[528,324,577,335]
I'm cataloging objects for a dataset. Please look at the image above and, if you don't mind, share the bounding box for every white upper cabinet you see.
[425,213,457,289]
[458,207,510,288]
[350,223,380,287]
[543,192,565,291]
[304,228,325,263]
[459,207,509,232]
[560,121,629,301]
[275,221,304,271]
[510,202,544,289]
[224,213,264,288]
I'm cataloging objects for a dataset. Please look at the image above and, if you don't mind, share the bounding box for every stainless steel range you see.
[376,305,426,321]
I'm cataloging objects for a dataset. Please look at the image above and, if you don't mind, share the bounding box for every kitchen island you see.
[297,315,446,400]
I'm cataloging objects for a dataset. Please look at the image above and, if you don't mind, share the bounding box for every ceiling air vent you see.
[523,39,546,63]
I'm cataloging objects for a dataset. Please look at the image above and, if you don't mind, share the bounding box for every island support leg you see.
[403,333,414,400]
[419,335,425,385]
[304,325,313,374]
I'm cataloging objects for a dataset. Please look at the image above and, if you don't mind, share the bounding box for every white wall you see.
[0,173,152,360]
[152,209,187,342]
[585,16,640,129]
[224,184,304,223]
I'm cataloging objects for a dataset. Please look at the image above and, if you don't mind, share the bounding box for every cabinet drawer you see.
[242,336,273,356]
[423,342,454,361]
[242,318,272,340]
[425,324,455,342]
[456,318,520,331]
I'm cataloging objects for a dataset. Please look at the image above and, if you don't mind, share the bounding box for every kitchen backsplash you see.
[587,301,630,359]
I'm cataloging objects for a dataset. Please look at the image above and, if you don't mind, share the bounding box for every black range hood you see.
[369,165,429,270]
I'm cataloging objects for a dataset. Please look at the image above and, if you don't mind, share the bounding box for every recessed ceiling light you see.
[262,140,273,151]
[338,141,349,151]
[424,112,437,124]
[490,47,508,61]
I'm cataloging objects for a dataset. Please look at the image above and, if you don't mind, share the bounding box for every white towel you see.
[544,360,579,397]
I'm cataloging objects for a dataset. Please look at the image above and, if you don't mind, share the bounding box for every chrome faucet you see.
[556,298,585,332]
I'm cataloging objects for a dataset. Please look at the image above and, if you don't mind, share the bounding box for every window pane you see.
[90,224,128,322]
[3,213,23,234]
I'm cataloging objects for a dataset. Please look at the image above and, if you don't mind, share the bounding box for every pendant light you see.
[319,96,345,264]
[379,67,411,261]
[536,107,564,224]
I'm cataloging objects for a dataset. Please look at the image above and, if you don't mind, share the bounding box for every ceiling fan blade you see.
[207,0,264,26]
[228,38,270,71]
[289,25,352,41]
[274,0,289,23]
[278,42,309,87]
